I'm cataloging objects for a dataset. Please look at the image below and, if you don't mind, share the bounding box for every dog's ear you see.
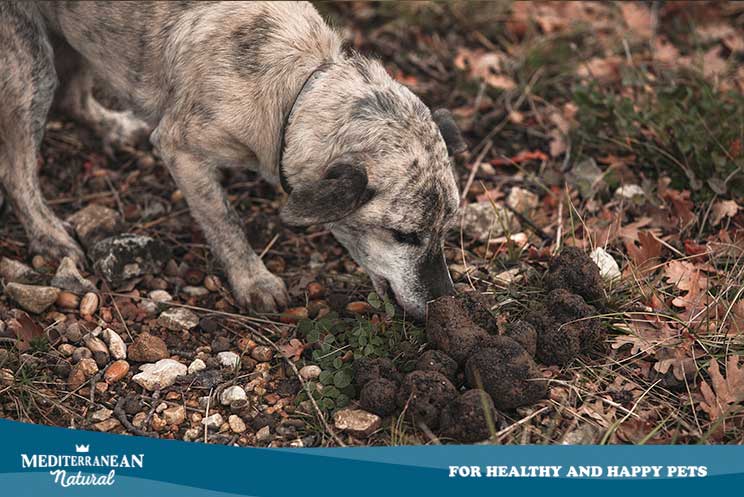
[280,164,371,227]
[432,109,467,156]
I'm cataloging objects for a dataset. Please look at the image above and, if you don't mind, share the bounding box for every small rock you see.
[50,257,96,295]
[148,290,172,303]
[72,347,92,363]
[590,247,621,281]
[183,427,201,442]
[202,413,224,431]
[333,409,381,437]
[568,157,605,198]
[220,385,247,405]
[0,257,46,285]
[91,407,113,422]
[255,425,273,442]
[460,202,517,241]
[83,332,110,367]
[132,359,187,391]
[507,187,539,213]
[58,343,76,357]
[128,332,169,362]
[158,307,199,331]
[181,286,209,297]
[615,184,645,201]
[163,405,186,425]
[104,360,130,383]
[63,321,83,343]
[90,234,170,286]
[79,292,99,316]
[217,351,240,369]
[345,301,372,314]
[151,414,167,432]
[93,418,121,432]
[299,365,321,381]
[228,414,246,433]
[210,334,230,351]
[68,358,99,389]
[4,282,60,314]
[55,291,80,309]
[187,358,207,374]
[250,345,273,362]
[102,328,127,360]
[204,275,221,292]
[67,204,123,249]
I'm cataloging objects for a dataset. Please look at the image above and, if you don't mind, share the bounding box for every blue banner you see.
[1,419,742,496]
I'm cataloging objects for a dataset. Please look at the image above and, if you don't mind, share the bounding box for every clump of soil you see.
[426,295,490,364]
[545,246,603,302]
[397,370,458,429]
[353,357,402,387]
[360,378,398,417]
[439,389,501,443]
[464,336,547,410]
[504,321,537,357]
[416,349,458,382]
[453,292,498,334]
[527,288,605,366]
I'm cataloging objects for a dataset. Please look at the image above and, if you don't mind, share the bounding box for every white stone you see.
[459,202,517,241]
[102,328,127,360]
[507,187,539,212]
[91,407,113,422]
[149,290,173,303]
[615,184,645,200]
[228,415,246,433]
[217,351,240,369]
[333,409,381,437]
[202,413,224,430]
[187,358,207,374]
[590,247,621,281]
[220,385,247,405]
[299,365,322,381]
[158,307,199,331]
[132,359,187,391]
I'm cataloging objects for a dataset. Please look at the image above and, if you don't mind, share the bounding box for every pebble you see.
[4,282,60,314]
[333,409,381,437]
[203,275,221,292]
[615,184,646,200]
[51,257,97,295]
[104,360,130,383]
[507,186,539,212]
[72,347,92,363]
[58,343,76,357]
[56,291,80,309]
[79,292,99,316]
[460,202,517,241]
[66,204,123,249]
[148,290,173,303]
[68,358,99,389]
[93,419,121,432]
[132,359,187,391]
[202,413,224,431]
[228,414,246,433]
[183,427,201,442]
[151,414,167,432]
[163,405,186,425]
[181,286,209,298]
[187,358,207,374]
[128,332,169,362]
[299,365,321,381]
[102,328,127,360]
[0,257,46,285]
[345,301,372,314]
[220,385,247,405]
[91,407,113,422]
[90,234,170,286]
[83,333,110,367]
[64,321,83,343]
[217,351,240,369]
[158,307,199,331]
[251,345,273,362]
[256,425,272,443]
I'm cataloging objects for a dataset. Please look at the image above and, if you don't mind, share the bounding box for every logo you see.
[20,444,145,487]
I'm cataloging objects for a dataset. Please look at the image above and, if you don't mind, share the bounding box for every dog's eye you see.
[392,229,421,246]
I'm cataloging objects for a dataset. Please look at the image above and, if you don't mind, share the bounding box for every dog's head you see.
[280,58,465,320]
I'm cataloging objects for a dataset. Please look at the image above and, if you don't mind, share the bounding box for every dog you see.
[0,1,466,320]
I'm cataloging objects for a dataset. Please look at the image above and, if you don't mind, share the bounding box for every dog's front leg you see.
[156,143,289,313]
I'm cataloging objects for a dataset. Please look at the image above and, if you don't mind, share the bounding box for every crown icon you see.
[75,444,90,453]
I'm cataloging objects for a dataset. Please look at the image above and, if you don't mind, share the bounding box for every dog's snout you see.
[418,247,455,300]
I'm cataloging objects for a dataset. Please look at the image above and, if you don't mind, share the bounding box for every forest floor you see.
[1,1,743,446]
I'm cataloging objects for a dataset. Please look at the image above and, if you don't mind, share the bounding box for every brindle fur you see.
[0,1,464,319]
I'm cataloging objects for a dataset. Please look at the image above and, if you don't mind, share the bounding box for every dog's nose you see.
[418,247,455,300]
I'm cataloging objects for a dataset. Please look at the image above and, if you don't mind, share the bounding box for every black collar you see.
[277,63,330,193]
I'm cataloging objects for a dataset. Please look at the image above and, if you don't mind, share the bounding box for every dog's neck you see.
[277,63,332,193]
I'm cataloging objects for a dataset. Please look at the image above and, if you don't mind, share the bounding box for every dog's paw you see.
[29,227,85,267]
[230,269,289,314]
[101,112,151,157]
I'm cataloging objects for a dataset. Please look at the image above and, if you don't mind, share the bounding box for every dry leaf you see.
[454,48,516,90]
[577,56,622,83]
[710,200,739,226]
[7,311,44,352]
[700,355,744,424]
[621,3,653,39]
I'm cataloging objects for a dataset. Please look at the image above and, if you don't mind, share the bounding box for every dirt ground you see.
[1,1,743,446]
